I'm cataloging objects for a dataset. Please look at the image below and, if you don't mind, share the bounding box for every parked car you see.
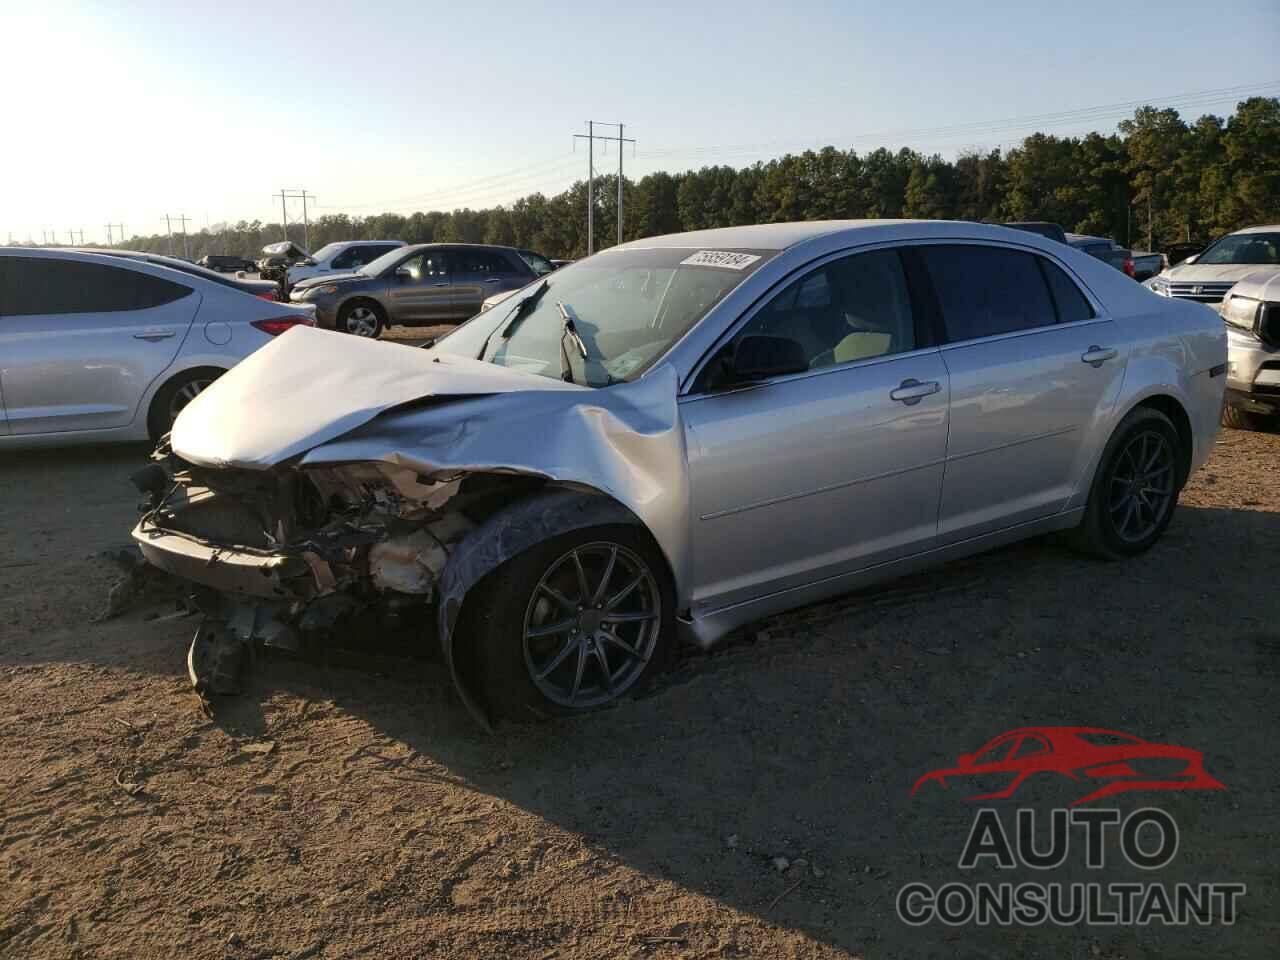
[550,259,575,270]
[132,220,1225,726]
[516,249,557,277]
[288,243,542,337]
[96,250,281,300]
[257,241,311,283]
[198,254,257,273]
[1146,225,1280,306]
[1218,270,1280,430]
[1067,233,1135,278]
[1162,242,1205,268]
[1130,252,1166,283]
[286,240,406,286]
[0,248,316,447]
[1002,221,1068,244]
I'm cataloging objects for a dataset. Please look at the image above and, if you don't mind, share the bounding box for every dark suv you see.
[197,254,257,273]
[287,243,542,337]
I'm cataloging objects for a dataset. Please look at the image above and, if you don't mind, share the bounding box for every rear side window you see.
[920,245,1056,342]
[457,249,514,274]
[0,256,192,317]
[1039,260,1095,324]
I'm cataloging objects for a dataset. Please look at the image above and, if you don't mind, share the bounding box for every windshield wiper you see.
[557,300,583,384]
[476,279,550,360]
[557,300,587,360]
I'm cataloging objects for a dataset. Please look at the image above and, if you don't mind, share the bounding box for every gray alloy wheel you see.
[168,376,214,423]
[1106,429,1176,544]
[342,304,382,337]
[521,542,662,709]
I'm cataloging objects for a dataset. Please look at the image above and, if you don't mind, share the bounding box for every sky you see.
[0,0,1277,245]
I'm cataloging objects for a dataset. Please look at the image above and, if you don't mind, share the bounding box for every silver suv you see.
[1219,271,1280,430]
[288,243,548,337]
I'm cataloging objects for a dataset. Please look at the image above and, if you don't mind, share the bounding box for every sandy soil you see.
[1,425,1277,959]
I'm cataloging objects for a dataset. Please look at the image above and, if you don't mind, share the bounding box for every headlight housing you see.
[1222,294,1260,330]
[313,284,340,296]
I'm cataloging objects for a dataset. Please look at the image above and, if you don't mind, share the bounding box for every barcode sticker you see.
[679,250,761,270]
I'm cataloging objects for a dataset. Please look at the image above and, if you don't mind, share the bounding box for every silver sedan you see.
[133,221,1226,726]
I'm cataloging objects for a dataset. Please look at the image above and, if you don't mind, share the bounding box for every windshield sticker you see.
[679,250,761,270]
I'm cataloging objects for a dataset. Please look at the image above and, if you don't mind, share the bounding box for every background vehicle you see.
[1130,251,1166,282]
[137,220,1224,725]
[1067,233,1136,277]
[0,248,316,447]
[1147,225,1280,306]
[1002,221,1068,244]
[257,241,310,283]
[96,250,282,300]
[286,240,405,285]
[1218,270,1280,430]
[288,243,541,337]
[1162,242,1205,268]
[197,254,257,273]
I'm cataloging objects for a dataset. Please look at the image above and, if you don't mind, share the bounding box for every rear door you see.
[0,254,200,434]
[451,248,531,318]
[918,243,1127,543]
[384,249,454,323]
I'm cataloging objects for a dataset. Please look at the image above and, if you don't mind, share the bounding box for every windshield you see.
[436,246,774,386]
[518,249,555,276]
[360,246,415,277]
[1196,232,1280,266]
[310,242,343,263]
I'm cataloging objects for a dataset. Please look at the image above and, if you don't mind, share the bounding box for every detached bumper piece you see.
[133,521,312,600]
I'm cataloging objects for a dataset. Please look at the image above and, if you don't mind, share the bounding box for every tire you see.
[469,525,676,722]
[148,367,223,440]
[1070,406,1183,559]
[338,300,385,338]
[1221,404,1275,432]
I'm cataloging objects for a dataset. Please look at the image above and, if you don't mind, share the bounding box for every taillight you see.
[1123,259,1136,278]
[251,315,315,336]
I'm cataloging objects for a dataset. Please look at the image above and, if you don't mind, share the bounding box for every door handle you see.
[889,378,941,405]
[1081,345,1117,367]
[483,277,502,283]
[133,330,175,341]
[433,282,449,287]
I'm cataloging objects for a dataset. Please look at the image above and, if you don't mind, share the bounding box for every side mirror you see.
[395,266,413,280]
[1182,254,1198,265]
[729,335,809,383]
[958,752,977,768]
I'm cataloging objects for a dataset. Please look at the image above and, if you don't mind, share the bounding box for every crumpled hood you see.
[170,326,584,469]
[1161,263,1267,284]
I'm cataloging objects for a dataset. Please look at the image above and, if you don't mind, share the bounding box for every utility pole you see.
[274,189,313,249]
[573,121,635,256]
[105,224,114,246]
[164,214,173,255]
[175,214,191,259]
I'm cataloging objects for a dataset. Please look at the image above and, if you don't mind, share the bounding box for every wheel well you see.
[147,365,227,439]
[339,297,386,319]
[1133,394,1193,486]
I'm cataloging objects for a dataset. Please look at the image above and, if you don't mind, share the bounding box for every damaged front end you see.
[132,440,532,698]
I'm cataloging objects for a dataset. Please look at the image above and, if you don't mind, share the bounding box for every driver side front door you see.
[680,247,950,617]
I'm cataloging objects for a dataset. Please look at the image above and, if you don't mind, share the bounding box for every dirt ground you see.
[1,421,1277,959]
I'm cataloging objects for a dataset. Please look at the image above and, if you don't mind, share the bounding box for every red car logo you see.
[911,727,1225,807]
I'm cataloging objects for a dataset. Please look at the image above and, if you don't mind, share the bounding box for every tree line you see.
[107,97,1280,261]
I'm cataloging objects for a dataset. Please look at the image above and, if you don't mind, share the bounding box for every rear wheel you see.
[1071,407,1182,559]
[1221,404,1275,432]
[338,300,385,338]
[148,367,222,439]
[470,525,675,722]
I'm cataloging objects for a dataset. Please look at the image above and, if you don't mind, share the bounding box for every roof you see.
[615,219,1065,253]
[1232,224,1280,235]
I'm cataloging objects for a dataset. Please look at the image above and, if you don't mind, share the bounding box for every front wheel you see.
[1070,407,1182,559]
[470,525,675,722]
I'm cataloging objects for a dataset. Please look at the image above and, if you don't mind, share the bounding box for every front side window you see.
[1196,232,1280,266]
[921,245,1056,342]
[518,250,555,276]
[396,251,451,280]
[436,246,775,386]
[310,243,343,263]
[330,246,361,269]
[0,256,191,316]
[736,248,916,369]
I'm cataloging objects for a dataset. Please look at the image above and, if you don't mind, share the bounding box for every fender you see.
[436,488,645,729]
